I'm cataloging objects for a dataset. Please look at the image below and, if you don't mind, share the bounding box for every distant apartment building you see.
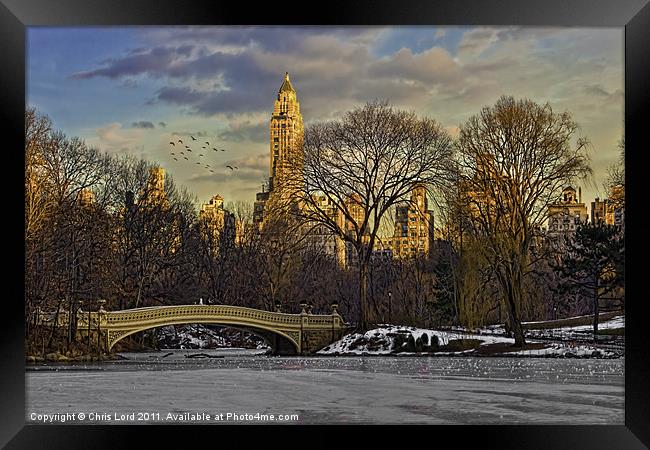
[76,188,94,208]
[591,197,616,225]
[199,194,235,249]
[591,184,625,238]
[389,184,435,259]
[144,167,167,206]
[546,186,589,250]
[302,194,347,266]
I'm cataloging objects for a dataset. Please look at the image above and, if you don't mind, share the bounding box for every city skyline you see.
[27,26,623,207]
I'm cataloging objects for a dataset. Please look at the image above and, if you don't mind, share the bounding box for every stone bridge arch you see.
[107,319,300,355]
[77,304,347,356]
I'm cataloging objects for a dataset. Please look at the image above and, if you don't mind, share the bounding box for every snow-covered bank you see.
[317,325,621,358]
[476,315,625,344]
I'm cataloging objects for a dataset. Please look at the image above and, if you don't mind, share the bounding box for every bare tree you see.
[288,101,454,331]
[605,138,625,208]
[457,96,591,346]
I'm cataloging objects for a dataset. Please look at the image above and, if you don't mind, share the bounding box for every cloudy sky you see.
[27,26,623,208]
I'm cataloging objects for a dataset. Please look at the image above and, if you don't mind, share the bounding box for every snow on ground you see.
[319,325,510,356]
[476,315,624,336]
[523,316,624,343]
[553,315,624,332]
[317,323,621,358]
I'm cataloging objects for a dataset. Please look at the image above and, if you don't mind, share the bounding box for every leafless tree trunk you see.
[456,96,591,346]
[287,101,454,331]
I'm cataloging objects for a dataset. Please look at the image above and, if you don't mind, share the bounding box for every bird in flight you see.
[180,151,185,155]
[205,141,210,145]
[178,139,183,144]
[191,136,196,141]
[173,157,178,161]
[226,165,234,170]
[196,162,201,165]
[184,157,189,160]
[187,148,192,152]
[169,141,175,146]
[220,148,226,152]
[209,169,214,173]
[199,154,204,157]
[185,145,190,148]
[234,166,239,169]
[170,152,175,155]
[212,148,218,152]
[202,146,206,149]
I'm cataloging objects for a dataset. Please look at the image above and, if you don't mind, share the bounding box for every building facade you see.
[389,184,435,259]
[199,194,236,249]
[591,197,616,225]
[302,194,347,266]
[546,186,589,251]
[77,188,94,208]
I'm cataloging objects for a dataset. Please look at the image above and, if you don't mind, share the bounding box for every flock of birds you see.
[168,135,239,174]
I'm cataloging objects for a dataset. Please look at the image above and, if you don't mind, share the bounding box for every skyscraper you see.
[269,72,304,192]
[254,72,304,226]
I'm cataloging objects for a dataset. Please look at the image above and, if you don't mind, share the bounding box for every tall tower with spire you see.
[269,72,304,192]
[254,72,304,226]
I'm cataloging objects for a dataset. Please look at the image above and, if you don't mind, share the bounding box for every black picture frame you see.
[2,0,648,448]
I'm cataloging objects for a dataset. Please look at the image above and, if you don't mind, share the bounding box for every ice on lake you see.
[26,350,624,424]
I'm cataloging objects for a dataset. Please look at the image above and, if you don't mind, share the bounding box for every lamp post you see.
[76,300,83,345]
[299,303,307,355]
[331,302,339,341]
[87,302,91,350]
[388,290,392,324]
[97,299,106,360]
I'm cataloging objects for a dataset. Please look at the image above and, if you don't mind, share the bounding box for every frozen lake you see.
[26,349,624,424]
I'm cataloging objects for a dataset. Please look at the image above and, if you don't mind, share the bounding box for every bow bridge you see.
[63,303,348,355]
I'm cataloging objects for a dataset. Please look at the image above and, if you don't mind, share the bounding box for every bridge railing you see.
[94,304,342,328]
[37,304,346,330]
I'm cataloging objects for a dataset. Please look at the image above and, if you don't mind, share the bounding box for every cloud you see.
[218,119,268,143]
[95,122,143,153]
[131,121,155,129]
[583,84,623,100]
[188,163,266,185]
[187,152,268,188]
[457,28,500,59]
[69,46,194,80]
[228,153,268,171]
[171,130,208,137]
[369,47,462,85]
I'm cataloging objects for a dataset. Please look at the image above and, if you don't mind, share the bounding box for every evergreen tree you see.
[553,222,624,337]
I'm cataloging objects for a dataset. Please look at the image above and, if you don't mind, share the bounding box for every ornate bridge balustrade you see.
[68,303,348,355]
